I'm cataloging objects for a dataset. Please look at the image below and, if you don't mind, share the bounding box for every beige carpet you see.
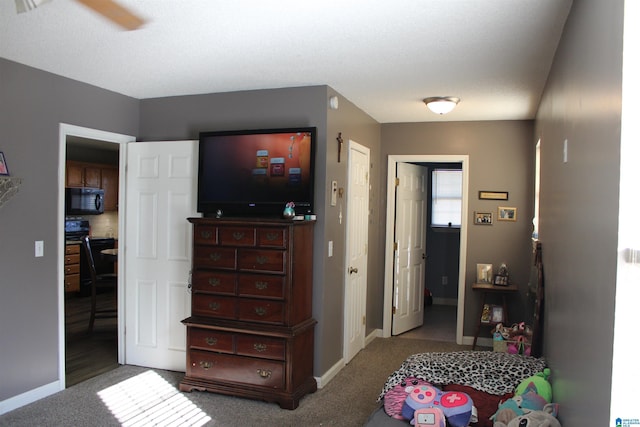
[0,337,475,427]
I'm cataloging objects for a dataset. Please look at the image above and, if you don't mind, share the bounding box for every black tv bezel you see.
[197,126,317,218]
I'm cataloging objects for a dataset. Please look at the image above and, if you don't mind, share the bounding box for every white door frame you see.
[57,123,135,390]
[382,155,469,344]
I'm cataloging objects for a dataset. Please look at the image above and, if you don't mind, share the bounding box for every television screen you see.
[197,127,316,217]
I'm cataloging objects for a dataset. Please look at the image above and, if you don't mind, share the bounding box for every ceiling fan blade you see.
[74,0,145,31]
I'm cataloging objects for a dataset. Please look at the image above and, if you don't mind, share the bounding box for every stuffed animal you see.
[383,377,431,419]
[515,369,553,403]
[491,390,550,425]
[494,405,561,427]
[401,384,474,427]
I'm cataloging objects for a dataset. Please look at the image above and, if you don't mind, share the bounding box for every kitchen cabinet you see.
[66,161,118,211]
[64,243,81,292]
[180,217,317,410]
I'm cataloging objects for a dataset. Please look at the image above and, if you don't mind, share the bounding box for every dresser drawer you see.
[238,249,285,273]
[192,295,236,319]
[194,246,237,270]
[188,350,285,390]
[193,225,218,245]
[64,274,80,292]
[238,274,285,299]
[257,228,287,248]
[236,334,285,360]
[189,328,234,354]
[65,244,80,255]
[64,253,80,265]
[238,299,285,324]
[64,263,80,275]
[192,271,236,295]
[219,227,256,246]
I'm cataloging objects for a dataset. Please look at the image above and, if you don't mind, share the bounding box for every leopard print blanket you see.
[377,351,546,401]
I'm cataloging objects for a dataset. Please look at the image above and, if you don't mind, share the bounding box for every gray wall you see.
[0,58,139,401]
[380,121,535,335]
[139,86,382,375]
[534,0,623,425]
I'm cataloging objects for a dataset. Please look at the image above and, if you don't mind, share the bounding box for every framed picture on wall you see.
[497,206,517,221]
[474,211,493,225]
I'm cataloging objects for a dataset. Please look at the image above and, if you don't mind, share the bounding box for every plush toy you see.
[515,369,553,403]
[383,377,431,419]
[494,405,561,427]
[491,390,550,425]
[401,384,474,427]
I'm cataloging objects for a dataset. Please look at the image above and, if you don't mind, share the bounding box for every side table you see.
[471,283,519,350]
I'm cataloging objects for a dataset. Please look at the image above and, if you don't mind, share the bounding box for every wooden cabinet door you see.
[66,162,84,187]
[84,166,102,188]
[100,166,118,211]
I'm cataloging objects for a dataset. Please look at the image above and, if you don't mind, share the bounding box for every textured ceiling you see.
[0,0,572,123]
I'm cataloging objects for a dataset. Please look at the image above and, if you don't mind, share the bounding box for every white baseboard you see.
[0,380,61,415]
[314,329,383,389]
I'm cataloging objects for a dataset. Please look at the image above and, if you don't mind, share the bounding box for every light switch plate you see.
[35,240,44,257]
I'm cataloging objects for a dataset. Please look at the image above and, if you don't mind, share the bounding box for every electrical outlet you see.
[442,276,448,285]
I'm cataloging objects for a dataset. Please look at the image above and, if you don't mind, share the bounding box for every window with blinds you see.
[431,169,462,227]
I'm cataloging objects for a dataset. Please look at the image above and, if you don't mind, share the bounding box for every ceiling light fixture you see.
[423,97,460,115]
[15,0,51,14]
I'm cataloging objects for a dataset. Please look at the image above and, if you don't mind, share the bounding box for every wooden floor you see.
[64,289,119,387]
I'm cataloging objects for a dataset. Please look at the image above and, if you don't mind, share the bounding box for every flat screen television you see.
[197,127,316,218]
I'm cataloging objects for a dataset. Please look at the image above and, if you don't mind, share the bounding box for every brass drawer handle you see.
[209,252,221,261]
[256,369,272,379]
[253,343,267,352]
[208,302,221,311]
[256,255,268,265]
[255,306,267,316]
[208,277,220,287]
[232,231,245,240]
[200,230,213,239]
[199,361,213,370]
[255,281,268,290]
[265,232,279,241]
[205,337,218,346]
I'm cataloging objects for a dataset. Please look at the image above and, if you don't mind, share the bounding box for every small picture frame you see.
[497,206,517,221]
[476,263,493,284]
[0,152,9,176]
[494,275,509,286]
[491,306,504,323]
[474,211,493,225]
[479,191,508,201]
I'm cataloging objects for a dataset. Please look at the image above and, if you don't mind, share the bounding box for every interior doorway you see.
[383,155,469,344]
[57,124,134,388]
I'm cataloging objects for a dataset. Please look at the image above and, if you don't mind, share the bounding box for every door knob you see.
[349,266,358,274]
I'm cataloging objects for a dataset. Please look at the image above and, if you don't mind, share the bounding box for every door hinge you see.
[362,315,366,325]
[392,306,396,315]
[395,177,400,186]
[393,242,398,251]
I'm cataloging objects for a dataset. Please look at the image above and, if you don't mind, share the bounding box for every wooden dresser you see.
[179,217,317,409]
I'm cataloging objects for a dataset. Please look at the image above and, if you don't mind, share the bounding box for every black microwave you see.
[65,187,104,215]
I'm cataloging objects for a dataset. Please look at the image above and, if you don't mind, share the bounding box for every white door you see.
[392,162,428,335]
[124,140,199,371]
[343,140,370,363]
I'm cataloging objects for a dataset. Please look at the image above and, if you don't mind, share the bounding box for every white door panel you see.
[125,140,198,371]
[392,162,428,335]
[344,141,370,363]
